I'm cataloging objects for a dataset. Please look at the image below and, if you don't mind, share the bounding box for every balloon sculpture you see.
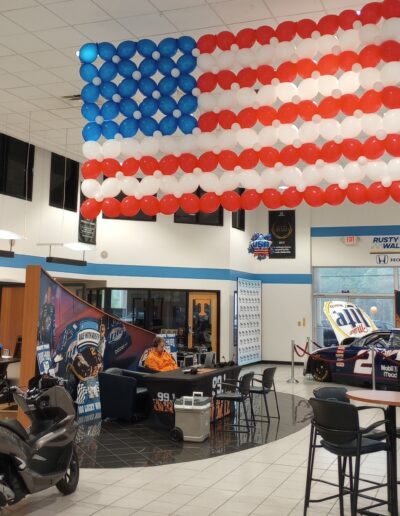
[248,233,273,260]
[79,0,400,219]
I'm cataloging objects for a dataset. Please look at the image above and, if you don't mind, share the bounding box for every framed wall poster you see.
[269,210,295,259]
[237,278,262,366]
[79,191,96,245]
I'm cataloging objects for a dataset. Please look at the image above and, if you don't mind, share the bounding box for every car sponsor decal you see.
[323,301,377,343]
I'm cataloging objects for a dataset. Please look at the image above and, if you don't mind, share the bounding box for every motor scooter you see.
[0,374,79,508]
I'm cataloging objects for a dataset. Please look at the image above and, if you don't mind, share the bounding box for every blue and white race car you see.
[304,329,400,388]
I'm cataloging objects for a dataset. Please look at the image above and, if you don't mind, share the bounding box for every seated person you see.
[144,337,178,372]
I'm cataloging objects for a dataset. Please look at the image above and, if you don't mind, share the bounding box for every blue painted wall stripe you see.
[0,253,312,285]
[311,225,400,237]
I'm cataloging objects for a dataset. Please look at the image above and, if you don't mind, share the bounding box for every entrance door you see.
[188,292,218,353]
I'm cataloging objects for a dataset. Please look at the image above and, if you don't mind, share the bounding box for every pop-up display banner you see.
[237,278,262,365]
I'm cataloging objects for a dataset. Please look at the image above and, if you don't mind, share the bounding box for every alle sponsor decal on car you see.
[324,301,377,343]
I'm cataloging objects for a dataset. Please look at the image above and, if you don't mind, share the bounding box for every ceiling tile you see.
[40,82,79,97]
[264,0,324,17]
[0,55,39,72]
[9,86,50,100]
[0,74,28,88]
[93,0,156,17]
[0,14,27,36]
[6,114,30,126]
[0,45,15,57]
[35,26,89,49]
[164,5,223,30]
[0,0,38,9]
[25,49,75,68]
[46,0,110,25]
[183,26,225,38]
[76,20,133,41]
[228,19,274,31]
[118,13,178,37]
[32,97,70,109]
[321,0,361,9]
[4,6,67,31]
[30,121,53,131]
[150,0,206,10]
[50,65,79,82]
[275,11,325,23]
[0,105,12,115]
[14,68,64,85]
[44,118,79,129]
[212,0,272,24]
[50,107,81,119]
[1,99,43,112]
[31,110,60,121]
[0,33,52,54]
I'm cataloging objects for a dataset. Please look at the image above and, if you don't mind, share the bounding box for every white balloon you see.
[257,85,277,106]
[237,48,255,68]
[81,179,100,198]
[236,128,258,148]
[281,166,302,186]
[318,75,338,97]
[260,169,280,188]
[318,35,338,55]
[121,176,139,195]
[338,71,359,94]
[295,38,317,59]
[297,78,318,100]
[140,175,159,195]
[274,42,294,62]
[178,134,197,153]
[159,175,178,194]
[218,90,236,110]
[381,61,400,86]
[199,172,220,192]
[237,87,257,107]
[388,158,400,180]
[362,113,382,135]
[276,82,297,103]
[198,93,216,111]
[140,137,159,156]
[255,45,275,65]
[197,53,215,71]
[298,121,320,143]
[278,124,298,145]
[102,139,121,159]
[217,50,235,70]
[341,116,362,138]
[101,177,121,197]
[344,161,365,183]
[383,110,400,134]
[302,165,322,186]
[179,174,199,193]
[365,160,387,181]
[220,172,239,191]
[198,132,216,151]
[218,129,237,150]
[258,126,277,146]
[359,67,381,90]
[239,169,261,189]
[82,141,101,160]
[360,23,380,45]
[322,163,343,184]
[320,119,341,141]
[338,29,360,51]
[381,18,400,41]
[120,138,140,157]
[159,135,176,154]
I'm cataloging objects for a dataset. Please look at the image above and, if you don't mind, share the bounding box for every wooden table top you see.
[347,389,400,407]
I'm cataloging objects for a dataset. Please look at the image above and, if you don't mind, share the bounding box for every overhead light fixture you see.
[63,242,96,251]
[46,256,87,267]
[0,230,25,240]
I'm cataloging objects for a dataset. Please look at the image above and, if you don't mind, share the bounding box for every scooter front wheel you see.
[56,445,79,495]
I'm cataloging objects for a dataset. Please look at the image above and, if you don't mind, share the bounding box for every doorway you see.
[188,292,218,353]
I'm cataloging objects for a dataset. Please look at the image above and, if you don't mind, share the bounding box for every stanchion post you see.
[287,339,299,384]
[371,346,376,390]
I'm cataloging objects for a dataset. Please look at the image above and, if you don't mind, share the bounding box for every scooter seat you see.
[0,419,29,441]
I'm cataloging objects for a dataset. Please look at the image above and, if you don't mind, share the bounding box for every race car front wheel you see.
[312,361,331,382]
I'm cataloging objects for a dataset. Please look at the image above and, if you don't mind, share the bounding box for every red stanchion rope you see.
[293,342,370,364]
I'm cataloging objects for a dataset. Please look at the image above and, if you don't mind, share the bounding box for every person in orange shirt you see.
[144,337,178,372]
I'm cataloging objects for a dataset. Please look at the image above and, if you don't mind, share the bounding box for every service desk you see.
[143,365,242,429]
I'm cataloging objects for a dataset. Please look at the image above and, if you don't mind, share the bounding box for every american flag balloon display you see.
[79,0,400,219]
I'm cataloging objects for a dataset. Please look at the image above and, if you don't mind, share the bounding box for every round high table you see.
[347,389,400,514]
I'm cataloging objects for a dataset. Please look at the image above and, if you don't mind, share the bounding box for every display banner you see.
[269,210,296,259]
[237,278,262,366]
[323,301,377,344]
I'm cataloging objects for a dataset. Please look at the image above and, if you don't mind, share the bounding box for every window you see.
[174,188,223,226]
[0,134,34,200]
[232,189,245,230]
[49,153,79,211]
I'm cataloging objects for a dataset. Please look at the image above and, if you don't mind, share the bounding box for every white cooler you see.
[173,392,211,442]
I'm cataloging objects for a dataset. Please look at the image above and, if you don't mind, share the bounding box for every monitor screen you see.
[183,355,194,367]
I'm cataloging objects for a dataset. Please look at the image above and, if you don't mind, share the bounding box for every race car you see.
[304,329,400,388]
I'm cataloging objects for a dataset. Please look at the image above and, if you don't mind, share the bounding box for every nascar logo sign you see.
[323,301,377,343]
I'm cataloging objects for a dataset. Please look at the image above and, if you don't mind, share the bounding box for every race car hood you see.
[323,301,377,344]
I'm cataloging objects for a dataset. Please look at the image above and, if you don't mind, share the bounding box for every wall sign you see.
[79,189,97,244]
[269,210,295,259]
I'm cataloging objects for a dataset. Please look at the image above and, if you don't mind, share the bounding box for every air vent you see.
[62,94,82,102]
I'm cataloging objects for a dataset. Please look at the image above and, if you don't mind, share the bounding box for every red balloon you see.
[256,25,275,45]
[240,189,261,210]
[262,189,282,209]
[219,150,238,170]
[296,58,316,79]
[259,147,279,167]
[385,134,400,156]
[159,194,179,215]
[159,155,178,175]
[276,62,297,83]
[277,103,297,123]
[282,187,303,208]
[80,198,101,219]
[297,19,317,39]
[140,195,159,216]
[219,110,236,129]
[221,191,241,211]
[318,14,339,35]
[198,151,218,172]
[359,44,381,67]
[179,153,198,173]
[236,28,256,48]
[368,182,390,204]
[304,186,325,207]
[276,21,296,42]
[363,136,385,159]
[257,65,275,85]
[121,196,140,217]
[380,40,400,62]
[238,149,259,169]
[140,156,158,175]
[237,107,258,128]
[360,2,382,24]
[197,72,217,93]
[121,157,139,176]
[321,141,342,163]
[216,31,235,51]
[198,112,218,132]
[280,145,299,166]
[237,67,257,88]
[317,54,339,75]
[102,197,121,217]
[382,0,400,18]
[347,184,368,204]
[381,86,400,109]
[180,193,200,214]
[318,97,340,118]
[200,192,220,213]
[297,100,317,121]
[217,70,236,89]
[102,158,120,177]
[258,106,277,125]
[197,34,216,53]
[339,9,359,30]
[359,90,382,113]
[82,160,102,179]
[340,94,359,115]
[325,184,346,206]
[339,50,359,71]
[300,143,319,164]
[341,139,363,161]
[390,181,400,202]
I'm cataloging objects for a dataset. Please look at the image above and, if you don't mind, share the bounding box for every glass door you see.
[188,292,218,353]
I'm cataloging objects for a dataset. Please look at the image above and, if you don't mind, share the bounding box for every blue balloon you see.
[118,78,138,98]
[159,115,178,136]
[81,83,100,103]
[138,77,157,96]
[158,37,178,57]
[99,62,118,82]
[137,39,157,58]
[158,57,175,76]
[81,103,100,121]
[120,118,138,138]
[118,59,137,78]
[178,36,196,54]
[102,121,119,139]
[159,76,177,96]
[139,117,158,136]
[79,63,98,82]
[177,54,196,74]
[119,98,138,117]
[117,41,136,59]
[100,81,118,99]
[178,115,197,135]
[158,96,177,115]
[178,94,197,115]
[82,122,102,141]
[139,58,157,77]
[178,74,196,93]
[79,43,98,63]
[140,98,158,117]
[98,42,116,61]
[101,101,119,120]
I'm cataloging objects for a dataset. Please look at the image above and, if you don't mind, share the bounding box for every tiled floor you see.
[2,364,398,515]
